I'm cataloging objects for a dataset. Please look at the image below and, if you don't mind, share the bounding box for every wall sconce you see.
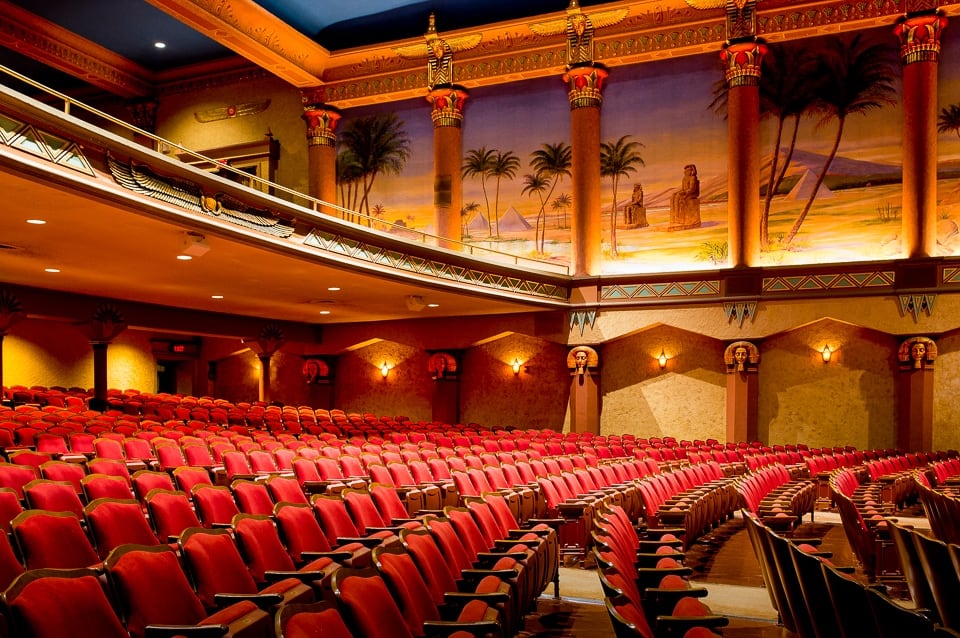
[821,346,832,364]
[380,362,390,378]
[512,359,522,375]
[657,350,668,370]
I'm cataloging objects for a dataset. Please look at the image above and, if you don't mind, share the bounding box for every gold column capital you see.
[894,12,947,65]
[721,40,767,88]
[302,104,342,147]
[563,64,608,110]
[427,86,469,128]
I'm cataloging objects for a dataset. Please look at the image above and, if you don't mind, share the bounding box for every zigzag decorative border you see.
[761,270,895,293]
[942,267,960,286]
[600,279,721,300]
[303,230,567,301]
[0,111,94,176]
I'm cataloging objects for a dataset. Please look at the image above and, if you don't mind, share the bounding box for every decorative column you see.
[567,346,599,435]
[720,1,765,267]
[565,66,607,276]
[894,8,947,258]
[0,291,25,398]
[250,325,285,405]
[428,88,469,247]
[428,351,460,425]
[897,336,937,451]
[724,341,759,443]
[302,89,341,217]
[77,305,127,412]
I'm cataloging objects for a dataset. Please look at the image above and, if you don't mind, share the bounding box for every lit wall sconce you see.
[821,346,832,364]
[512,359,522,375]
[380,362,390,378]
[657,350,668,370]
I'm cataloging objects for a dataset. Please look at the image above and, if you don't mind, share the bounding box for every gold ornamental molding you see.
[319,0,933,108]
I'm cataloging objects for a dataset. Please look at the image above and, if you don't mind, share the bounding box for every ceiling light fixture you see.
[427,303,440,308]
[211,295,223,299]
[319,310,331,315]
[176,255,192,261]
[26,219,46,225]
[327,287,341,292]
[44,268,60,273]
[154,41,167,49]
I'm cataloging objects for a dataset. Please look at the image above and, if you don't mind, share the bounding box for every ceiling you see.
[0,0,593,332]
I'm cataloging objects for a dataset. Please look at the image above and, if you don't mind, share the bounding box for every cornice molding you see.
[144,0,329,87]
[0,0,153,98]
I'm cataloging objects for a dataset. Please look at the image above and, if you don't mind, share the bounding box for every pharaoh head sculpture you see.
[566,346,599,376]
[898,336,937,370]
[724,341,759,373]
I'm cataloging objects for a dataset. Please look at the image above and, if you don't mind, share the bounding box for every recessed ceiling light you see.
[177,254,192,261]
[154,41,166,49]
[211,295,224,299]
[319,310,331,315]
[26,219,46,225]
[44,268,60,273]
[427,303,440,308]
[327,287,341,292]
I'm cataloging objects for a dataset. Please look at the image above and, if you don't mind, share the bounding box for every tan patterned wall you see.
[599,325,726,441]
[758,319,898,450]
[334,341,434,422]
[460,333,570,429]
[933,332,960,452]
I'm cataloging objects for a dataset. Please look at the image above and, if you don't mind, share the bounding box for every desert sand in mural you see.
[446,177,960,272]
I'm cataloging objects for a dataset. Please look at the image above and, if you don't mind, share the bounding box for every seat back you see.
[144,489,201,542]
[11,509,99,569]
[179,527,260,608]
[275,601,355,638]
[191,484,240,527]
[85,498,160,558]
[2,568,129,638]
[233,479,276,515]
[332,567,415,638]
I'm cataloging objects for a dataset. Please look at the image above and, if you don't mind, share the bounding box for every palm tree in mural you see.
[783,33,896,246]
[461,201,481,237]
[529,142,572,249]
[939,103,960,140]
[757,43,821,251]
[371,203,386,230]
[339,113,411,227]
[336,149,364,222]
[462,147,496,236]
[600,135,645,257]
[521,173,549,253]
[489,150,521,238]
[552,192,571,229]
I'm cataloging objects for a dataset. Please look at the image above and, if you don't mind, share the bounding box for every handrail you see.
[0,63,569,276]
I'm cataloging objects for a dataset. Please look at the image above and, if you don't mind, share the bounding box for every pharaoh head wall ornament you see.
[898,336,937,370]
[567,346,599,377]
[428,351,458,380]
[724,341,759,373]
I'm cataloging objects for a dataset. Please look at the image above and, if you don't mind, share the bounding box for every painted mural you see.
[938,25,960,255]
[334,24,960,273]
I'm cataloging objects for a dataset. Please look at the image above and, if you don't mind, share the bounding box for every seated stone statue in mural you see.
[623,183,648,228]
[669,164,701,231]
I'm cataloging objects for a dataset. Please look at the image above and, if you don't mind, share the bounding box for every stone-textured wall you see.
[933,331,960,452]
[334,341,434,422]
[758,319,898,450]
[3,318,156,392]
[599,325,726,441]
[460,333,570,429]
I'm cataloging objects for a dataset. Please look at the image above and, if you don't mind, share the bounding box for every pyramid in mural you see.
[785,169,833,200]
[465,211,490,234]
[497,206,533,231]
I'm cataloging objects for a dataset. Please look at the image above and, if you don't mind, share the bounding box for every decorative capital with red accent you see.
[302,105,342,147]
[562,64,608,110]
[721,41,767,88]
[427,86,469,128]
[894,12,947,65]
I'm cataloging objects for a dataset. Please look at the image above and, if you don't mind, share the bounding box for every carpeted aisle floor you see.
[521,509,896,637]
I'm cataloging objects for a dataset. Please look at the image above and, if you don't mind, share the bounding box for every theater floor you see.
[524,509,926,637]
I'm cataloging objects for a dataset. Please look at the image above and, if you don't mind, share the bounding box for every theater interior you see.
[0,1,959,636]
